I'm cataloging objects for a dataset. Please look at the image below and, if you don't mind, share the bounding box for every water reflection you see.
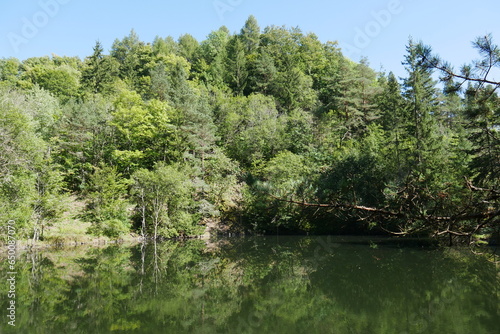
[1,236,499,334]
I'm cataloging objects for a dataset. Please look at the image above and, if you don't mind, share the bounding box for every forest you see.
[0,16,498,246]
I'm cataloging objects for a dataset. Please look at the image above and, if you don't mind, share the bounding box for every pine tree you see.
[240,15,261,54]
[464,85,500,187]
[199,27,230,88]
[81,41,119,95]
[247,50,277,95]
[335,59,381,138]
[111,30,154,93]
[402,38,440,168]
[226,36,248,95]
[377,72,407,176]
[315,41,344,112]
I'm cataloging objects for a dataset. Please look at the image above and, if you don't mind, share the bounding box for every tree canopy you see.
[0,17,498,247]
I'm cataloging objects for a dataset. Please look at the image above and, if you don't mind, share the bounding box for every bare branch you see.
[266,192,500,224]
[422,54,500,86]
[267,193,404,217]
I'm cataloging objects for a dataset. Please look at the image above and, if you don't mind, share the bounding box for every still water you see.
[1,236,499,334]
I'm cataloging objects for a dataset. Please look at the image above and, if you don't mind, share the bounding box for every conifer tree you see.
[402,38,441,169]
[81,41,119,95]
[226,36,248,95]
[240,15,261,55]
[377,72,407,177]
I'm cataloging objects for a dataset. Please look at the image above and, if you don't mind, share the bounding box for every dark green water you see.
[1,236,499,334]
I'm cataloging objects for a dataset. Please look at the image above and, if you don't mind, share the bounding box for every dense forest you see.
[0,16,498,245]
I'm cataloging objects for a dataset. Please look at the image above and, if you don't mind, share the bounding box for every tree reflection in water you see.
[1,236,498,334]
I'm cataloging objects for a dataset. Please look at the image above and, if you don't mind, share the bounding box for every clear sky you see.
[1,0,499,79]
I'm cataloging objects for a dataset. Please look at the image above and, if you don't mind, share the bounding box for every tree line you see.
[0,16,498,245]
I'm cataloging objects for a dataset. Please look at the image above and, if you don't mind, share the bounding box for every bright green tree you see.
[84,165,131,238]
[198,27,230,88]
[0,57,21,87]
[27,64,80,100]
[31,152,66,242]
[110,89,174,171]
[0,88,66,239]
[152,36,178,56]
[216,94,286,166]
[131,163,200,239]
[246,50,277,95]
[178,34,200,63]
[0,92,42,235]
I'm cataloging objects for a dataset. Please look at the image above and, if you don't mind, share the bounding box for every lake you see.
[1,236,499,334]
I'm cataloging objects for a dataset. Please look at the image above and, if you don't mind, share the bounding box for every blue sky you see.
[1,0,499,79]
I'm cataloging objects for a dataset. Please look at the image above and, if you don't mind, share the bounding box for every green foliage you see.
[111,30,155,94]
[240,15,261,54]
[178,34,199,62]
[53,96,115,191]
[271,66,318,111]
[150,53,191,104]
[23,61,80,100]
[216,93,286,166]
[131,163,201,239]
[31,152,67,241]
[0,20,498,242]
[2,238,498,333]
[0,57,21,87]
[24,85,62,139]
[81,41,120,95]
[84,165,130,238]
[318,149,386,209]
[334,59,381,138]
[244,151,317,232]
[464,86,500,187]
[225,36,248,95]
[315,42,344,111]
[284,108,315,153]
[260,151,313,197]
[198,27,230,88]
[200,148,242,216]
[152,35,178,56]
[110,89,174,171]
[0,87,65,238]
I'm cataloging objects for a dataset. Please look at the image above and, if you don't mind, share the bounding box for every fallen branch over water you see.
[269,193,499,223]
[266,191,499,239]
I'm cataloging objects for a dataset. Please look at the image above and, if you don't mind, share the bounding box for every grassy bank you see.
[1,196,142,252]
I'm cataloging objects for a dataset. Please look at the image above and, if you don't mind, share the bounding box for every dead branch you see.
[267,193,500,224]
[268,193,404,218]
